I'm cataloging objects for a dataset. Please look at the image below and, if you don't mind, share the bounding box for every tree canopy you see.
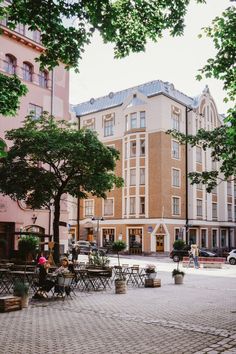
[0,73,28,116]
[0,0,206,117]
[0,0,206,71]
[0,114,123,262]
[0,1,235,189]
[168,5,236,191]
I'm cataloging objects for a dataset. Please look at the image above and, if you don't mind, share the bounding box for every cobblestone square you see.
[0,258,236,354]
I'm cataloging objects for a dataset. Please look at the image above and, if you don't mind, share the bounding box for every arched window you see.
[39,70,48,88]
[4,54,16,74]
[22,62,33,82]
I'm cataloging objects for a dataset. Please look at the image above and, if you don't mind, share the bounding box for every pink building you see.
[0,17,70,258]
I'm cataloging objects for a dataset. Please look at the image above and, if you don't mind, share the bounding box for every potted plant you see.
[88,252,110,269]
[112,240,127,294]
[13,281,30,308]
[145,264,157,279]
[18,234,39,263]
[172,262,185,284]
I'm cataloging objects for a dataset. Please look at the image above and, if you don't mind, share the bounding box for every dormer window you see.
[83,118,95,131]
[103,113,115,137]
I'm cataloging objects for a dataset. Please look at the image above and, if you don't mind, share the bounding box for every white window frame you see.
[227,203,232,221]
[196,146,202,164]
[140,139,145,156]
[84,199,94,218]
[139,196,145,215]
[140,111,146,128]
[130,197,136,214]
[171,140,180,160]
[172,112,180,131]
[212,203,217,220]
[140,168,145,185]
[130,169,136,186]
[212,229,218,248]
[172,168,180,188]
[28,103,43,120]
[130,140,136,158]
[196,199,203,217]
[104,119,114,137]
[227,181,232,196]
[103,198,114,217]
[200,229,208,248]
[172,196,180,216]
[130,112,137,129]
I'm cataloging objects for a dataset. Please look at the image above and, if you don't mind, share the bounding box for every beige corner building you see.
[73,81,236,254]
[0,13,70,258]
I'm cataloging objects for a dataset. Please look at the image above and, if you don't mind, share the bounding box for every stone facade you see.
[73,81,236,254]
[0,13,70,257]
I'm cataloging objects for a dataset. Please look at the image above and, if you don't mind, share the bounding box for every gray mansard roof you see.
[73,80,195,117]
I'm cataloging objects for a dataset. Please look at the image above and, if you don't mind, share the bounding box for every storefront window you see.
[128,228,142,254]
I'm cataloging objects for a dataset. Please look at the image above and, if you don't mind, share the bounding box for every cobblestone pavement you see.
[0,263,236,354]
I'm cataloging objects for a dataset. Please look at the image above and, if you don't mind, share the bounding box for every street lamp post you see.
[91,216,104,248]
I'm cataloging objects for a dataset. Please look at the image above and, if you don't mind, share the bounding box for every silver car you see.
[227,249,236,265]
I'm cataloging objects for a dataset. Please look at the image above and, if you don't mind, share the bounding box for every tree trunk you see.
[53,196,61,264]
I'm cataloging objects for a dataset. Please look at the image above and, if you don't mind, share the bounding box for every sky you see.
[69,0,233,114]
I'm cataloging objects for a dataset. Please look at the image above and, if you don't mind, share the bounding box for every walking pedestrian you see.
[187,246,194,268]
[192,244,200,269]
[71,241,78,263]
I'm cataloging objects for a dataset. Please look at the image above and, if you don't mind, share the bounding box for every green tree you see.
[0,0,206,71]
[112,240,126,268]
[0,114,123,262]
[18,235,39,262]
[168,5,236,191]
[0,0,205,117]
[0,73,28,116]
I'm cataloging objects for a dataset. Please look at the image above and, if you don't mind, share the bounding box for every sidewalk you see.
[1,256,236,354]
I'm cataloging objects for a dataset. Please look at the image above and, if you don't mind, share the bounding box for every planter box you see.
[145,278,161,288]
[0,296,22,312]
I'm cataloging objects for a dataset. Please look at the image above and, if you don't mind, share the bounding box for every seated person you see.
[53,257,72,296]
[53,257,70,275]
[33,257,55,299]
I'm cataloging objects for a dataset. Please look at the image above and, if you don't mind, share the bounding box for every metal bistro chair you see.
[127,265,140,286]
[54,273,75,300]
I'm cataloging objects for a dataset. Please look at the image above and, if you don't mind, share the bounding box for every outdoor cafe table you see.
[0,269,12,294]
[75,269,111,291]
[11,271,37,291]
[119,266,147,287]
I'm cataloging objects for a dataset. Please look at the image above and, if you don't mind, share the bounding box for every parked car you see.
[169,246,190,262]
[170,246,217,262]
[76,241,91,255]
[227,249,236,265]
[76,241,107,256]
[199,250,217,257]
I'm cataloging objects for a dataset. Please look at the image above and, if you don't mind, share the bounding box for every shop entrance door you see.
[156,235,164,252]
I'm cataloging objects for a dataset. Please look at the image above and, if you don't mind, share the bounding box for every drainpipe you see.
[48,69,54,237]
[76,115,81,241]
[185,106,192,244]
